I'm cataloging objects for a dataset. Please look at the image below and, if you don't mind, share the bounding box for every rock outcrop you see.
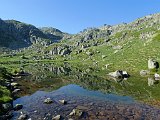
[148,59,159,70]
[0,19,67,49]
[108,70,130,79]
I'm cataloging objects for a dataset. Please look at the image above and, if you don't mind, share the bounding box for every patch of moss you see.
[0,85,12,103]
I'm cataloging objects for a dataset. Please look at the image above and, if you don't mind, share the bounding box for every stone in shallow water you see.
[14,104,23,111]
[76,105,88,110]
[69,109,83,117]
[2,103,12,112]
[44,98,53,104]
[18,113,28,120]
[11,82,19,86]
[59,100,67,105]
[12,89,21,94]
[52,115,61,120]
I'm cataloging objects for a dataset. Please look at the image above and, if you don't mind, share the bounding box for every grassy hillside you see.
[1,13,160,106]
[2,13,158,71]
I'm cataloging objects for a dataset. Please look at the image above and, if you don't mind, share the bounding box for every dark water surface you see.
[12,63,160,119]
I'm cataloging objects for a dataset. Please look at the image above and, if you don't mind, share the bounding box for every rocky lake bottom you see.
[12,84,160,120]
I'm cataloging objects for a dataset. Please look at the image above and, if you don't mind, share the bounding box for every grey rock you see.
[108,70,130,79]
[14,104,23,111]
[113,45,123,50]
[140,70,149,76]
[69,109,83,117]
[102,55,107,59]
[81,45,88,49]
[18,113,28,120]
[75,42,80,46]
[0,19,62,49]
[86,51,93,56]
[154,73,160,80]
[148,77,156,86]
[148,59,159,69]
[52,115,61,120]
[44,98,53,104]
[12,89,21,94]
[105,64,110,69]
[61,49,71,55]
[59,100,67,105]
[2,103,12,111]
[11,82,18,86]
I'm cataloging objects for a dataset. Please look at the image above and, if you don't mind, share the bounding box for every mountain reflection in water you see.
[16,63,160,102]
[11,63,160,119]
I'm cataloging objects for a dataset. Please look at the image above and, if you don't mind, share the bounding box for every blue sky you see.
[0,0,160,33]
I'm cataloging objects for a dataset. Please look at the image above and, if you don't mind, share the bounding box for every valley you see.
[1,13,160,119]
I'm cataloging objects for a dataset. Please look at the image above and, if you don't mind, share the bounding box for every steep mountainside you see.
[13,13,160,73]
[39,27,68,42]
[38,13,160,56]
[0,19,66,49]
[1,13,160,73]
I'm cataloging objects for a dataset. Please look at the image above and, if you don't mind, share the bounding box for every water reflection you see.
[15,63,160,105]
[18,63,114,95]
[148,77,159,86]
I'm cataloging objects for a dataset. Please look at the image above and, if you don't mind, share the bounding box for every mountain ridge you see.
[22,12,160,73]
[0,19,66,49]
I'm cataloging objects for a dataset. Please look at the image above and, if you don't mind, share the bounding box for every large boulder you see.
[148,59,159,70]
[2,103,12,112]
[108,70,130,79]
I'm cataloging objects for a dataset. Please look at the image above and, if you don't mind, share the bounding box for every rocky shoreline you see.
[0,70,29,120]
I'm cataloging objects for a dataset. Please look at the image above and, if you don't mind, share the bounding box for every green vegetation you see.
[2,13,160,107]
[0,67,12,103]
[0,86,12,103]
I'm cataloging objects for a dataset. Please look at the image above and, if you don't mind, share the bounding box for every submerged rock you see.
[59,100,67,105]
[44,98,53,104]
[14,104,23,111]
[18,112,28,120]
[69,109,84,117]
[52,115,61,120]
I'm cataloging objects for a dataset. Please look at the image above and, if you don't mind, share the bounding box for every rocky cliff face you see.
[43,13,160,56]
[0,19,66,49]
[39,27,67,42]
[1,13,160,55]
